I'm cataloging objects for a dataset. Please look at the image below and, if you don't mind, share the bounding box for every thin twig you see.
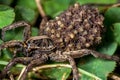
[35,0,48,35]
[35,0,46,18]
[108,73,120,80]
[9,74,14,80]
[33,64,102,80]
[62,73,67,80]
[111,3,120,7]
[17,66,26,80]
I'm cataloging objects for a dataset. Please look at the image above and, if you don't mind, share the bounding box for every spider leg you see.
[66,55,80,80]
[63,49,120,63]
[19,54,48,80]
[2,21,31,41]
[39,17,48,35]
[0,57,33,79]
[0,40,24,57]
[49,51,80,80]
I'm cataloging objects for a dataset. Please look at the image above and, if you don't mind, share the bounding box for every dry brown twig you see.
[111,3,120,7]
[35,0,48,35]
[9,74,14,80]
[35,0,46,18]
[32,64,101,80]
[108,73,120,80]
[17,67,26,80]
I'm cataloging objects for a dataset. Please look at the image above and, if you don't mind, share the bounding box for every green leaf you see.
[31,27,39,36]
[112,23,120,45]
[4,29,18,41]
[80,59,115,80]
[17,0,37,10]
[16,0,38,23]
[14,27,38,40]
[105,7,120,26]
[0,5,15,28]
[15,6,36,23]
[78,42,117,80]
[97,42,117,55]
[0,39,3,44]
[0,49,12,60]
[41,67,71,80]
[4,27,38,41]
[0,0,13,5]
[0,60,25,68]
[0,39,3,56]
[103,8,120,42]
[42,0,75,18]
[77,0,117,4]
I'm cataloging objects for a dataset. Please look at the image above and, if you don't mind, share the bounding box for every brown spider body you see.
[0,21,57,80]
[0,3,120,80]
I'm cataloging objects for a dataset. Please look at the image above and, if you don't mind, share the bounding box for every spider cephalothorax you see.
[24,36,56,56]
[0,22,55,57]
[0,3,120,80]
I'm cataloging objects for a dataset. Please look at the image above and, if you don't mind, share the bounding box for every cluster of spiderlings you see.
[42,3,104,51]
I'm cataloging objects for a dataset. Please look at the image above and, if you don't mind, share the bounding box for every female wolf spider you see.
[0,21,119,80]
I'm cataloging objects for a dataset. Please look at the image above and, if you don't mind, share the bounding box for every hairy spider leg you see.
[66,55,80,80]
[0,40,24,57]
[49,49,120,80]
[2,21,31,41]
[19,54,48,80]
[49,51,80,80]
[39,17,48,35]
[0,57,33,79]
[63,49,120,64]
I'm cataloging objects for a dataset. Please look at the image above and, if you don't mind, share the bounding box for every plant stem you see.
[33,64,102,80]
[17,66,26,80]
[35,0,46,18]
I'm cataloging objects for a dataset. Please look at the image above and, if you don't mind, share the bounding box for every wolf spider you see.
[0,21,119,80]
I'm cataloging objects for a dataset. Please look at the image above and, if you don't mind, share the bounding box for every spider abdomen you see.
[42,3,104,51]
